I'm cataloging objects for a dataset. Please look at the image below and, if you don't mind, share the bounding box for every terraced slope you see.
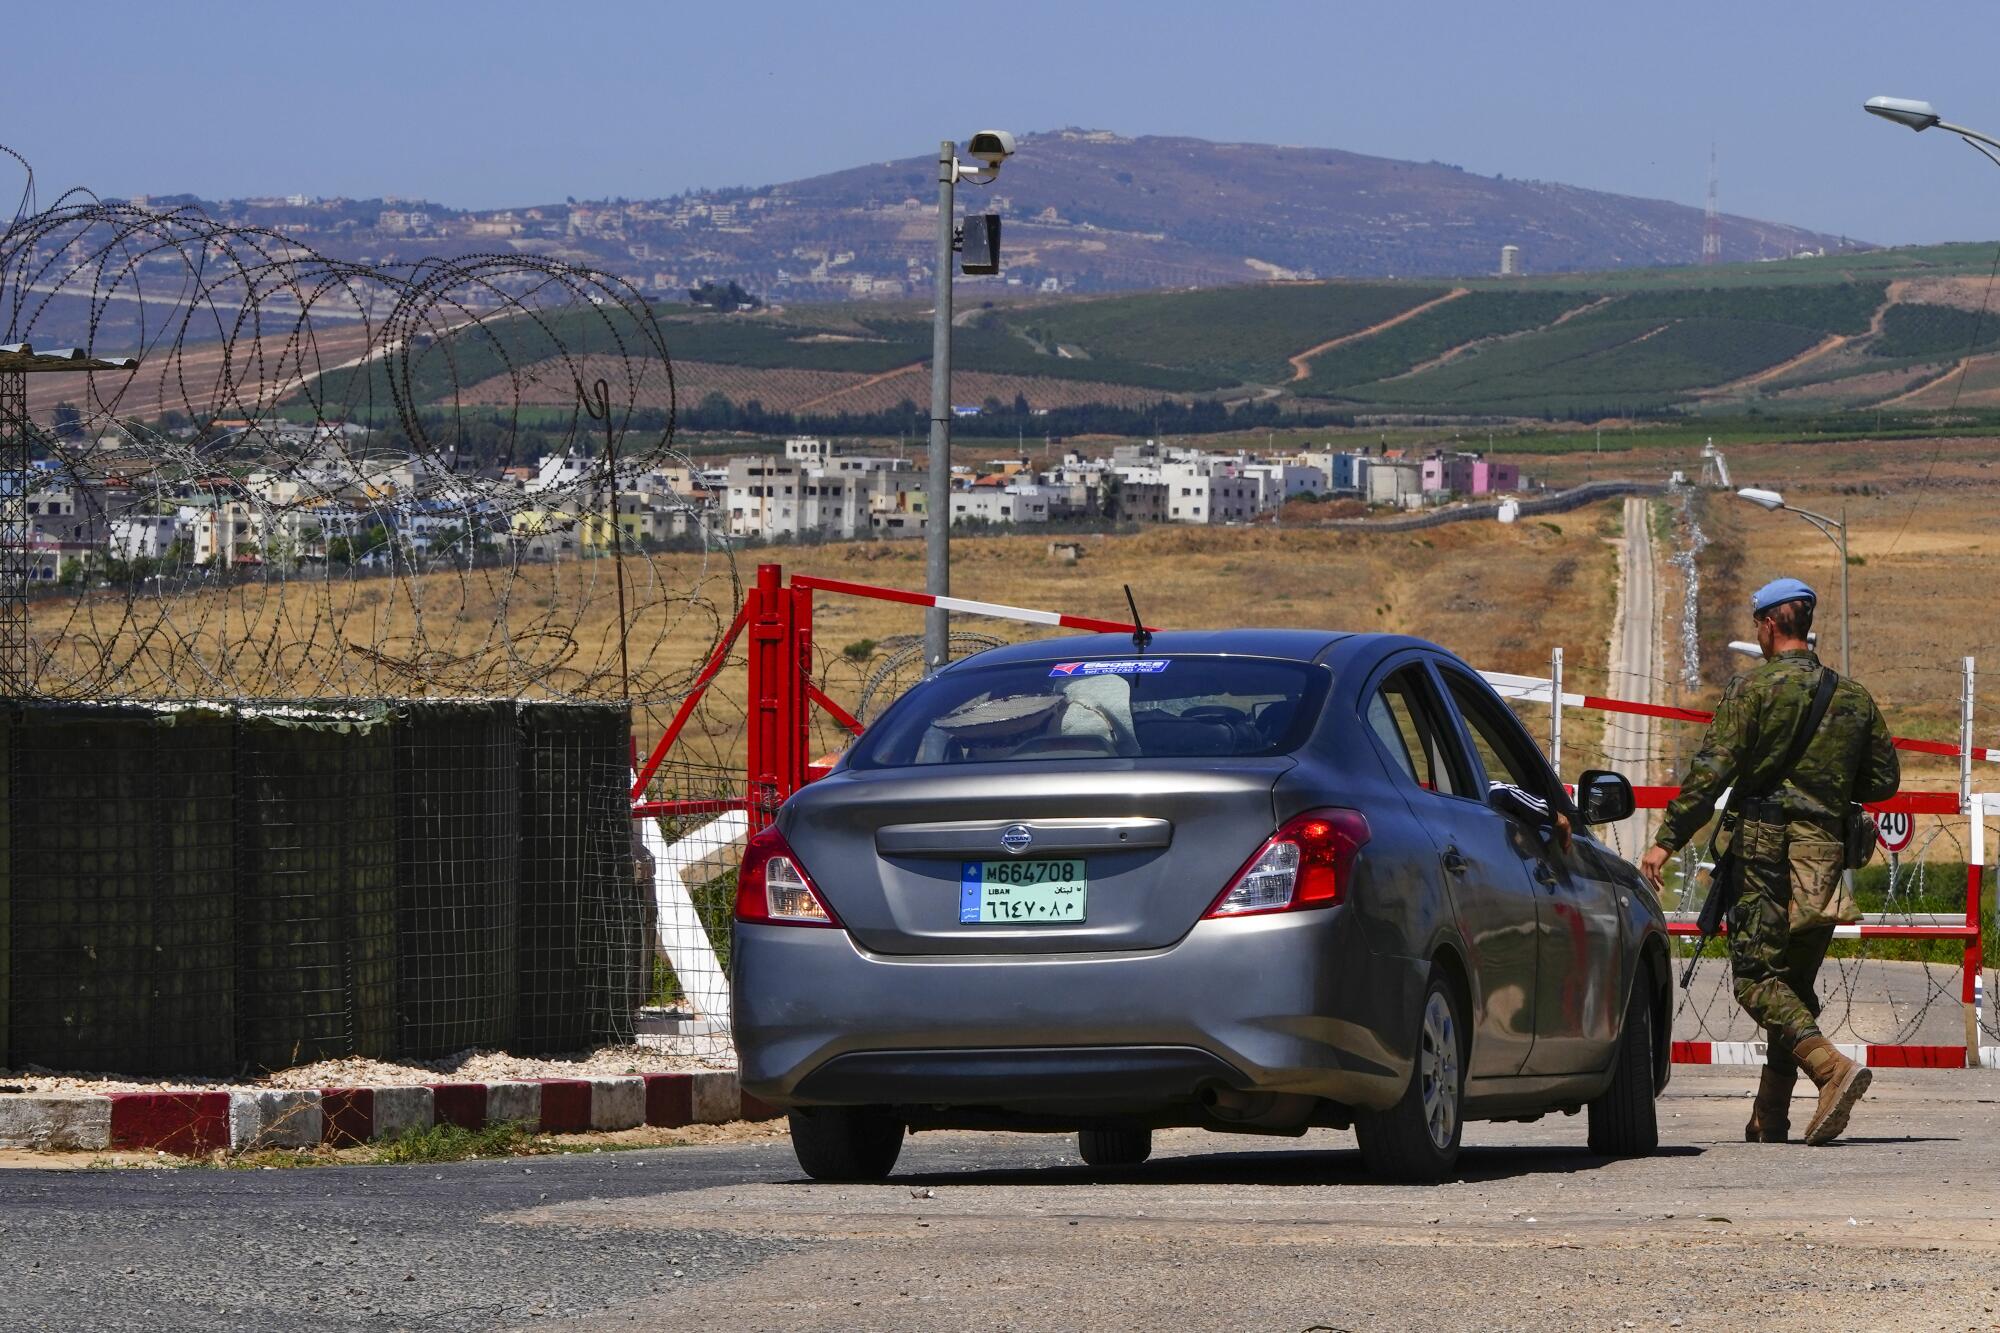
[995,282,1449,384]
[1298,290,1592,391]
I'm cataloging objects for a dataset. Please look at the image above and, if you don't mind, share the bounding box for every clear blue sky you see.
[7,0,2000,246]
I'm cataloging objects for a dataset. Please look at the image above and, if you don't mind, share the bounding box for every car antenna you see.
[1123,584,1152,654]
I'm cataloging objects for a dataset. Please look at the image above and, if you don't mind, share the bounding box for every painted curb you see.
[0,1095,112,1151]
[0,1071,746,1156]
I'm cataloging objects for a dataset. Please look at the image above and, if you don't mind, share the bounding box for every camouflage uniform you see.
[1654,650,1900,1047]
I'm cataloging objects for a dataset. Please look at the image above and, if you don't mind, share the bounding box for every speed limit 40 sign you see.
[1875,810,1915,855]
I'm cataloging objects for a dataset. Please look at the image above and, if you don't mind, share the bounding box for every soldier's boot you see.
[1744,1062,1796,1143]
[1794,1035,1871,1146]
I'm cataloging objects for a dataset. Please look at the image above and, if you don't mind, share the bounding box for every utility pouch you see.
[1734,812,1788,870]
[1843,804,1879,870]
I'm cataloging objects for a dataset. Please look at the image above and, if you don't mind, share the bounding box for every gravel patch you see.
[1,1043,735,1096]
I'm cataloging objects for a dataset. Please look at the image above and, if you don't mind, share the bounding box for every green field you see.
[993,282,1449,383]
[1869,303,2000,360]
[1298,290,1591,391]
[278,240,2000,431]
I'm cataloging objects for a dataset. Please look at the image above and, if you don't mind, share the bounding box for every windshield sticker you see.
[1049,659,1171,677]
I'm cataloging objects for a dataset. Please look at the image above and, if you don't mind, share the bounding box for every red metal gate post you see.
[791,575,815,800]
[745,563,781,831]
[745,562,814,831]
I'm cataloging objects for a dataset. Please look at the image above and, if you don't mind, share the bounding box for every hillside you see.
[46,130,1859,321]
[778,131,1855,290]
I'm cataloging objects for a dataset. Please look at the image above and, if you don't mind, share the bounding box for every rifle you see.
[1677,666,1840,990]
[1678,845,1737,988]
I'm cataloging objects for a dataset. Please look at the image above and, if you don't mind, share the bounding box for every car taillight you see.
[735,824,841,927]
[1203,808,1370,918]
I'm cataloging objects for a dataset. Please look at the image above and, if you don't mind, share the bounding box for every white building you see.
[1162,462,1260,524]
[726,453,926,541]
[949,486,1052,526]
[184,500,260,565]
[1365,460,1426,509]
[1239,462,1327,509]
[109,514,183,560]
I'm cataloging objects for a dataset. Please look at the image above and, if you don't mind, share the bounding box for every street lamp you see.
[924,130,1017,668]
[1734,487,1851,675]
[1864,96,2000,165]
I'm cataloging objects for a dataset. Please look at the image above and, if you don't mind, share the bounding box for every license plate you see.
[959,858,1088,924]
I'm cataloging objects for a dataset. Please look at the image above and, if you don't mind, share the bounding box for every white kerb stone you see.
[0,1096,112,1150]
[484,1081,541,1129]
[229,1090,323,1151]
[690,1071,740,1124]
[588,1077,645,1131]
[371,1086,433,1142]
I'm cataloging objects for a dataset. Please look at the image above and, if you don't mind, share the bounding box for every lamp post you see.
[1864,96,2000,163]
[1735,487,1851,674]
[924,131,1016,668]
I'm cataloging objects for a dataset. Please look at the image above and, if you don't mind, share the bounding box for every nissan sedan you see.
[733,630,1671,1183]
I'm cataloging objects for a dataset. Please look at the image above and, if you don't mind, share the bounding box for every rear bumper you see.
[733,909,1426,1119]
[793,1045,1244,1114]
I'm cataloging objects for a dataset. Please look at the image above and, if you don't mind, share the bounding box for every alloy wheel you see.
[1419,990,1461,1151]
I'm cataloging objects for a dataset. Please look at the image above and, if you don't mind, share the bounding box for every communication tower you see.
[1702,145,1721,266]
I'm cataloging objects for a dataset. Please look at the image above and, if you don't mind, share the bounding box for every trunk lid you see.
[780,759,1291,955]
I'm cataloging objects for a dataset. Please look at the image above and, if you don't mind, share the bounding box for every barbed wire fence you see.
[0,150,749,1074]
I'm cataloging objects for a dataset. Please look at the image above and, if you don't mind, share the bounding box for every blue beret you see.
[1752,577,1816,616]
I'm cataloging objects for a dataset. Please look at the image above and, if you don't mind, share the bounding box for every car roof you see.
[956,628,1356,668]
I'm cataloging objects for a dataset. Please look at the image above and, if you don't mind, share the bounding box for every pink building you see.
[1421,452,1518,496]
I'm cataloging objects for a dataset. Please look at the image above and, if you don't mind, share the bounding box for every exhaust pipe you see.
[1199,1083,1274,1121]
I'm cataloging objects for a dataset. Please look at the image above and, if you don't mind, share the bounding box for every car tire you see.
[787,1107,905,1182]
[1356,971,1466,1183]
[1587,984,1661,1157]
[1077,1127,1153,1167]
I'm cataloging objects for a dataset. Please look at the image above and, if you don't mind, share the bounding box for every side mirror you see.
[1576,769,1635,826]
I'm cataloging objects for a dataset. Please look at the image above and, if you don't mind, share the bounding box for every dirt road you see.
[1603,495,1659,858]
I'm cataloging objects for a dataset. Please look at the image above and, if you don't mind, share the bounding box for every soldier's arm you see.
[1855,696,1900,805]
[1653,678,1751,853]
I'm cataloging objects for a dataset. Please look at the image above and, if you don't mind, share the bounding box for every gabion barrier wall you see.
[0,700,636,1076]
[517,702,644,1055]
[237,710,398,1070]
[394,702,521,1059]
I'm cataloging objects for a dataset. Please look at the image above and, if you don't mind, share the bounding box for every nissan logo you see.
[1000,824,1034,855]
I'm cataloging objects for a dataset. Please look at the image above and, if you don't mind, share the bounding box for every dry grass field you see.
[33,431,1994,796]
[1539,435,2000,790]
[21,322,379,424]
[33,510,1625,787]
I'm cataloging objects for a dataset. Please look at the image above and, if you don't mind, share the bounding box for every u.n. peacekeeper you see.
[1638,577,1899,1146]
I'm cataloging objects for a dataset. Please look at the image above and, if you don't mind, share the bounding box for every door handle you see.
[1533,861,1560,889]
[1441,847,1468,876]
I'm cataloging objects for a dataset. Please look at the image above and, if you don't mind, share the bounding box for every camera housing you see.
[965,130,1017,168]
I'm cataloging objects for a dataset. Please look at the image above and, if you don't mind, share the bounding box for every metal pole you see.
[924,140,957,668]
[1838,504,1852,676]
[1549,645,1564,776]
[1963,655,1976,818]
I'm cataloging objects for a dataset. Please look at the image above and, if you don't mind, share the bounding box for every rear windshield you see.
[848,655,1329,769]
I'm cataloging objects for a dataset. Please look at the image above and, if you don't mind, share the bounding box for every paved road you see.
[1603,495,1659,861]
[4,1068,1996,1331]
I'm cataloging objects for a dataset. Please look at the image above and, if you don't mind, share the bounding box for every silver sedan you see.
[733,629,1670,1182]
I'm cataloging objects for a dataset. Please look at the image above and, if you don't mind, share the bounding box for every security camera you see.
[965,130,1017,168]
